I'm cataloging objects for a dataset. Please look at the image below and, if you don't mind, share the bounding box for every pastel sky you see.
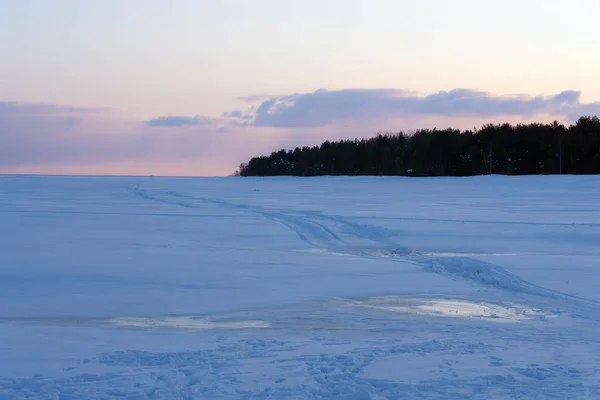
[2,0,600,176]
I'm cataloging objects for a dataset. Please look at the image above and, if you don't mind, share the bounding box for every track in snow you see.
[2,177,600,399]
[3,332,599,399]
[132,185,599,317]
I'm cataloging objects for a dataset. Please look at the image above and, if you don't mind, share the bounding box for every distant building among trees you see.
[235,116,600,177]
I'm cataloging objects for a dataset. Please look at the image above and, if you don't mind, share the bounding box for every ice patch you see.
[108,316,270,330]
[337,297,550,322]
[298,247,519,259]
[297,248,359,257]
[1,316,271,330]
[298,247,420,258]
[420,252,520,257]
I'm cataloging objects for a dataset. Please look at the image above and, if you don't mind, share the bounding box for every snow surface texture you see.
[1,174,600,399]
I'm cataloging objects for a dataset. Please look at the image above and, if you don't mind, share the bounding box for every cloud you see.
[551,90,580,105]
[145,115,214,127]
[222,109,244,118]
[221,108,256,126]
[0,101,295,175]
[226,88,600,128]
[2,88,600,176]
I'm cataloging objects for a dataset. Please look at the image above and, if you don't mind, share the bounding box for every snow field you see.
[1,174,600,398]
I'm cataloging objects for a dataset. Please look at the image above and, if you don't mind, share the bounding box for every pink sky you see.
[1,89,596,176]
[2,1,599,176]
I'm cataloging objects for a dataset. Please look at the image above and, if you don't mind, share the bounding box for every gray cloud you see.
[222,109,244,118]
[146,115,214,127]
[551,90,581,105]
[4,89,600,175]
[226,88,600,128]
[221,108,255,126]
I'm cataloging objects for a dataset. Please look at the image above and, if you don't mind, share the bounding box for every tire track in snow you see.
[132,185,346,247]
[406,256,600,311]
[280,209,600,311]
[132,185,600,313]
[308,212,600,312]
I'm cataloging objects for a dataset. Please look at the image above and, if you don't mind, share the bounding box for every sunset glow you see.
[2,0,599,176]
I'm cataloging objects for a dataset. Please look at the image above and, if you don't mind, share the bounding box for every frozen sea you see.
[1,174,600,399]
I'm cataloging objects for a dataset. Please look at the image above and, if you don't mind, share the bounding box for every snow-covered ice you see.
[1,174,600,399]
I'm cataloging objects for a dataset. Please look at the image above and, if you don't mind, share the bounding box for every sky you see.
[1,0,600,176]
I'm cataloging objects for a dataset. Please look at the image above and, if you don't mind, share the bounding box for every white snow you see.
[1,174,600,399]
[337,296,551,322]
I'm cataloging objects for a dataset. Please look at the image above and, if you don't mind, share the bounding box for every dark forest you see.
[236,116,600,177]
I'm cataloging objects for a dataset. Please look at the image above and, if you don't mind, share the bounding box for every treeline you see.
[236,116,600,177]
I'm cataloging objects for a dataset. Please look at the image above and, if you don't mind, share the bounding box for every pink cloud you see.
[0,102,299,176]
[1,89,596,176]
